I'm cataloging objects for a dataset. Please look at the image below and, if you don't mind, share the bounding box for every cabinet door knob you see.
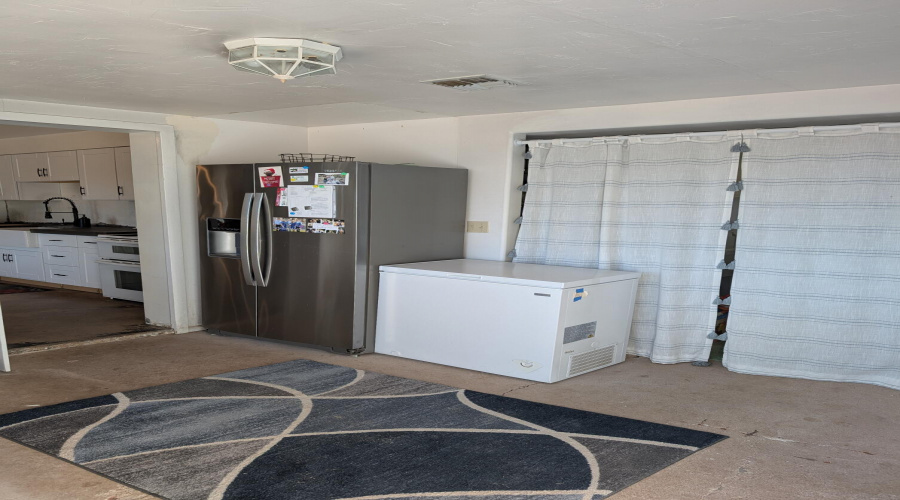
[80,186,85,195]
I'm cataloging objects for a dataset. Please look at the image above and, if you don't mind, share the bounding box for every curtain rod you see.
[515,122,900,146]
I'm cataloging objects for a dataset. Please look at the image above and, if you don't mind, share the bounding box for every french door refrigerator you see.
[198,162,467,354]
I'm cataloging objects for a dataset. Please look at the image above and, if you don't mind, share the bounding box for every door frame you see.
[0,106,189,352]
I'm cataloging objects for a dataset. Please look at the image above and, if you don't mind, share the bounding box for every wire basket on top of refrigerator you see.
[279,153,356,163]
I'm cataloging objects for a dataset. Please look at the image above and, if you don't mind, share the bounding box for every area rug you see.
[0,359,725,500]
[0,283,53,294]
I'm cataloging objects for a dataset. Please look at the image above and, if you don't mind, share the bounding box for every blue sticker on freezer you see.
[573,288,588,302]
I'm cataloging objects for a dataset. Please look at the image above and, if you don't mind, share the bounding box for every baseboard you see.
[0,277,60,288]
[0,277,101,294]
[62,284,102,293]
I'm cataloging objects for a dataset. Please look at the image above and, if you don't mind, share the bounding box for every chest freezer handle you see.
[445,273,483,280]
[240,193,257,286]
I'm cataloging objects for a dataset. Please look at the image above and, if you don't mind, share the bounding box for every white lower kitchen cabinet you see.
[11,249,44,282]
[0,248,45,282]
[77,236,101,288]
[44,264,79,286]
[0,250,16,277]
[42,245,78,267]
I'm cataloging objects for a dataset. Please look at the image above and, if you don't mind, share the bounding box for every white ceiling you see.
[1,0,899,127]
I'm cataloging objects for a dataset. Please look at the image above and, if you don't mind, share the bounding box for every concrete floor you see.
[0,287,162,350]
[0,332,897,500]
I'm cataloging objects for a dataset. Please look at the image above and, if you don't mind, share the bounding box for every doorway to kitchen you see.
[0,106,188,370]
[0,124,166,353]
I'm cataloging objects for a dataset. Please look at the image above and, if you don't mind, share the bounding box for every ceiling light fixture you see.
[224,37,343,83]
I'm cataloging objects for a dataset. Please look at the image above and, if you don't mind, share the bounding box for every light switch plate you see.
[466,221,489,233]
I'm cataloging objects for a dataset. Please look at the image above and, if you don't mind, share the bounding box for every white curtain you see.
[515,136,739,363]
[724,128,900,390]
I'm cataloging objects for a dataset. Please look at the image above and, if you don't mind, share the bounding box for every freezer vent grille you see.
[568,345,616,377]
[421,75,519,91]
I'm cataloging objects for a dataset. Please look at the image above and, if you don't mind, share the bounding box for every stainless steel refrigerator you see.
[197,162,467,354]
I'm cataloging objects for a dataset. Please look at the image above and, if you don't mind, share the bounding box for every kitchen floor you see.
[0,286,166,351]
[0,331,897,500]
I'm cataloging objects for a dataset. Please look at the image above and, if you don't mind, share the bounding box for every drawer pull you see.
[53,274,68,277]
[51,255,66,258]
[49,239,62,242]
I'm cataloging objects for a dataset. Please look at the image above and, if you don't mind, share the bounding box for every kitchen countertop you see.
[28,226,137,236]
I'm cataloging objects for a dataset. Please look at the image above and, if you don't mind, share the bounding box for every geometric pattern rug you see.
[0,359,725,500]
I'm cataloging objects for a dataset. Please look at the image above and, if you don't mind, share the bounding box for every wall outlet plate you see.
[466,221,489,233]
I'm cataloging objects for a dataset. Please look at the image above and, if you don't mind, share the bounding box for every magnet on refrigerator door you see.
[314,172,350,186]
[308,219,345,234]
[289,166,309,174]
[258,166,284,187]
[273,217,307,233]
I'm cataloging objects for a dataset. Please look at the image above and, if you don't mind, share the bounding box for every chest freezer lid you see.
[379,259,640,289]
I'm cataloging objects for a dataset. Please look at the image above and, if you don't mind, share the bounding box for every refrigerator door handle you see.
[250,193,266,287]
[259,192,274,287]
[240,193,257,286]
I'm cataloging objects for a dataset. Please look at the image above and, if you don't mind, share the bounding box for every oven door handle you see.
[240,193,257,286]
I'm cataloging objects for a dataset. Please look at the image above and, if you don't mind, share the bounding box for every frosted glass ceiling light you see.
[224,38,343,83]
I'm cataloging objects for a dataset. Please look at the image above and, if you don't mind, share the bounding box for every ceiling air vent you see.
[422,75,519,91]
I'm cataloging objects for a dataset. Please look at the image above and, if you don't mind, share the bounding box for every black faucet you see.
[43,197,79,223]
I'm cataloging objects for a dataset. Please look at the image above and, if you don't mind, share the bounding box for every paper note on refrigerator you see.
[287,185,335,218]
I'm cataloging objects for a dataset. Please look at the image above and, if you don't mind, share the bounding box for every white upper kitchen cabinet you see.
[46,151,80,181]
[114,147,134,200]
[17,182,61,201]
[77,148,119,200]
[0,156,19,200]
[13,151,79,182]
[13,152,50,182]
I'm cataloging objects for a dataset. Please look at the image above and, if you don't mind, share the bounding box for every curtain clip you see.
[721,220,740,230]
[727,181,744,192]
[730,142,750,153]
[523,150,533,159]
[513,216,523,225]
[717,260,735,270]
[713,297,732,305]
[517,184,529,192]
[507,249,517,259]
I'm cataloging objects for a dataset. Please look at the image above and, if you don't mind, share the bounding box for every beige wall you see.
[164,116,309,327]
[308,83,900,260]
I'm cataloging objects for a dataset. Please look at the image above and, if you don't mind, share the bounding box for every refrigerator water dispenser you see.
[207,218,241,258]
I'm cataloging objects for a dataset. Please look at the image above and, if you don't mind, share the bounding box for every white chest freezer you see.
[375,259,640,383]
